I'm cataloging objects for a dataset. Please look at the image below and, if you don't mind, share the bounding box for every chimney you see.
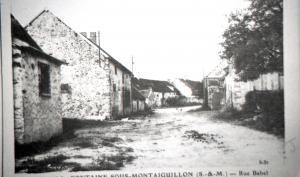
[90,32,97,44]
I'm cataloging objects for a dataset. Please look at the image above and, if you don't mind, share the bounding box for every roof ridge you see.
[25,10,132,75]
[11,14,43,51]
[81,35,133,75]
[25,9,49,28]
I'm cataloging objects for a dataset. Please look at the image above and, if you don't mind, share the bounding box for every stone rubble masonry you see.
[26,10,112,120]
[13,48,25,143]
[13,47,63,144]
[110,63,132,117]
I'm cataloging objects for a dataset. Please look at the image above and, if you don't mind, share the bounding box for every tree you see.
[220,0,283,81]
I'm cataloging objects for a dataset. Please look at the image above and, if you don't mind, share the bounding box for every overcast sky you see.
[12,0,249,81]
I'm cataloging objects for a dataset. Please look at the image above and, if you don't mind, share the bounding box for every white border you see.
[1,0,13,176]
[284,0,300,176]
[1,0,300,176]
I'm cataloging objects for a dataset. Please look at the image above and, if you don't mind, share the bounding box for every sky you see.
[11,0,249,81]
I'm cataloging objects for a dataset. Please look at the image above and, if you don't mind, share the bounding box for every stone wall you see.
[13,48,63,144]
[26,10,112,120]
[110,63,132,117]
[13,47,25,143]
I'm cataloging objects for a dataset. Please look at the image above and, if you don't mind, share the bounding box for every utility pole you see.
[131,56,134,74]
[98,31,101,67]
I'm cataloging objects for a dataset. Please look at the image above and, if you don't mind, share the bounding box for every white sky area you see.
[12,0,249,81]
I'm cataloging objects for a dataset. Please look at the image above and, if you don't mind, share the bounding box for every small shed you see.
[12,15,67,144]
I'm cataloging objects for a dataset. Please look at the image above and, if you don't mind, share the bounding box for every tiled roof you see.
[132,87,146,100]
[133,78,176,93]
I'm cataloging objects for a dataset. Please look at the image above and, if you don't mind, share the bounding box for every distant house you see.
[203,61,228,110]
[133,78,179,108]
[203,77,225,110]
[25,10,133,120]
[170,78,203,103]
[12,15,66,144]
[132,87,146,113]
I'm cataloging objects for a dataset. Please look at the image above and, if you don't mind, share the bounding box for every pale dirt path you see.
[16,105,284,172]
[119,106,284,170]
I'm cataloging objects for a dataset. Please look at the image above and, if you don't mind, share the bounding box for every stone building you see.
[26,10,132,119]
[12,16,66,144]
[107,54,133,117]
[133,78,179,108]
[203,77,225,110]
[80,32,133,118]
[203,61,228,110]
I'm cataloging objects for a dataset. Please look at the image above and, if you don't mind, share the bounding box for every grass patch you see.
[73,139,95,148]
[102,137,123,143]
[70,154,136,171]
[15,135,69,159]
[15,118,116,159]
[184,130,222,144]
[16,155,70,173]
[211,91,284,137]
[213,105,284,137]
[72,155,90,159]
[165,96,201,107]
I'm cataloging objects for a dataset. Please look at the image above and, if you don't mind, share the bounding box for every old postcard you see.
[1,0,300,176]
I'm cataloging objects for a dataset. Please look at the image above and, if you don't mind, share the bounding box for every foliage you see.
[220,0,283,81]
[214,90,284,137]
[165,96,200,107]
[243,90,284,117]
[243,90,284,136]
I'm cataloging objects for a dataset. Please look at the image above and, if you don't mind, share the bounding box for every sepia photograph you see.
[9,0,285,174]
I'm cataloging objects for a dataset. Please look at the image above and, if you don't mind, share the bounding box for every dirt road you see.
[16,106,284,173]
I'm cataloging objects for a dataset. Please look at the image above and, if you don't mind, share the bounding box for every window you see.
[113,84,116,92]
[61,83,72,94]
[38,62,51,96]
[122,73,125,84]
[115,65,117,75]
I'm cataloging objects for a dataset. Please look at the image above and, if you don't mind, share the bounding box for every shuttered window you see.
[38,62,51,97]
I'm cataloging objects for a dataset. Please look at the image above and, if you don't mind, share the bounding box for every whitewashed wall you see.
[225,69,283,110]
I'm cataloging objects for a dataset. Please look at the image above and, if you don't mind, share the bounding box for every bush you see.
[243,90,284,136]
[243,90,284,117]
[213,90,284,137]
[165,96,200,107]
